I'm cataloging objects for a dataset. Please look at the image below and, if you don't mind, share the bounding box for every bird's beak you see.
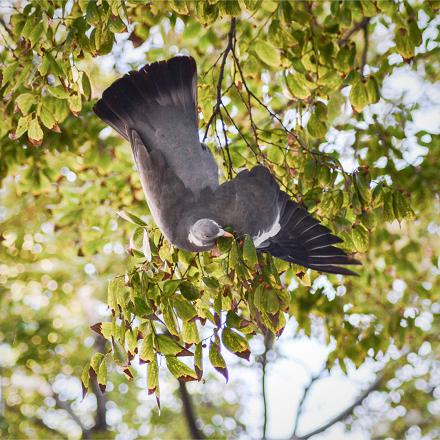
[222,230,234,238]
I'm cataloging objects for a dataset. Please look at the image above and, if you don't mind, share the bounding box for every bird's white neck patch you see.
[253,212,281,248]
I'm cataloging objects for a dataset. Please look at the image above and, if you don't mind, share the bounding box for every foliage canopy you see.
[1,1,439,439]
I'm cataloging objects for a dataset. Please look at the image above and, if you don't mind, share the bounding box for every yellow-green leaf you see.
[209,341,228,382]
[156,334,192,356]
[97,357,107,393]
[255,40,281,67]
[165,356,198,382]
[351,225,369,252]
[147,355,159,394]
[243,235,258,268]
[350,80,369,112]
[194,342,203,380]
[47,85,69,99]
[182,320,199,345]
[28,118,44,146]
[221,328,250,360]
[16,93,35,115]
[307,113,327,138]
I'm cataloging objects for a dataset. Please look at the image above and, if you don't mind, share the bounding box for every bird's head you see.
[188,218,233,248]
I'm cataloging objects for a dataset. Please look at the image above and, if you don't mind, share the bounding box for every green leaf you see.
[162,280,180,296]
[68,93,82,115]
[409,20,422,47]
[45,52,65,77]
[351,225,369,252]
[162,304,179,336]
[81,363,90,398]
[182,320,199,345]
[360,0,377,16]
[243,235,258,268]
[209,341,228,382]
[221,328,250,360]
[395,28,414,59]
[16,93,35,115]
[194,342,203,380]
[265,290,280,314]
[383,191,395,222]
[350,80,369,112]
[1,62,19,87]
[86,0,101,25]
[47,85,69,99]
[90,352,104,375]
[108,15,127,33]
[361,210,377,231]
[97,357,107,393]
[307,113,327,138]
[304,159,318,182]
[147,355,159,394]
[82,72,92,100]
[39,106,58,131]
[284,73,315,100]
[10,115,32,140]
[116,210,147,226]
[165,356,198,382]
[28,118,44,146]
[365,77,380,105]
[174,296,197,322]
[255,40,281,67]
[354,173,372,204]
[29,22,44,47]
[393,191,415,222]
[156,334,192,356]
[140,333,155,363]
[179,281,200,300]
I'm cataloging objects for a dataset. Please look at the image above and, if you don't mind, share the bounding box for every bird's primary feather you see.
[93,56,218,196]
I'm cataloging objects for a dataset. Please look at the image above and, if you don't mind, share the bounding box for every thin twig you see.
[361,24,369,78]
[53,393,88,434]
[291,376,382,440]
[260,333,274,439]
[338,17,371,47]
[203,17,236,142]
[291,365,326,438]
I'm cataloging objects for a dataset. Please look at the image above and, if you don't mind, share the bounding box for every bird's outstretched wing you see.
[93,56,218,196]
[209,166,360,276]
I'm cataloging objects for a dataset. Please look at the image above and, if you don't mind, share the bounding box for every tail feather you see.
[93,56,198,140]
[263,198,360,276]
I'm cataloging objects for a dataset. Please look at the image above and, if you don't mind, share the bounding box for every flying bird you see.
[94,56,360,275]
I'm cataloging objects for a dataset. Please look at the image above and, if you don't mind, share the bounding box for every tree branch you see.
[291,376,382,440]
[291,366,326,438]
[260,333,273,439]
[88,335,108,436]
[361,24,369,77]
[53,393,88,435]
[338,17,370,47]
[203,17,236,143]
[178,381,205,439]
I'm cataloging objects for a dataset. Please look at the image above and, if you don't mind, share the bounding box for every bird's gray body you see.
[94,56,360,275]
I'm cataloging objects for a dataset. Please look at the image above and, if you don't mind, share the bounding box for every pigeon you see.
[94,56,360,275]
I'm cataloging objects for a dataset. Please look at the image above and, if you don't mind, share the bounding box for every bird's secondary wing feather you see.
[210,166,360,276]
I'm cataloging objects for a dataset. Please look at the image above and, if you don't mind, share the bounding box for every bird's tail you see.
[93,56,198,141]
[261,196,361,276]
